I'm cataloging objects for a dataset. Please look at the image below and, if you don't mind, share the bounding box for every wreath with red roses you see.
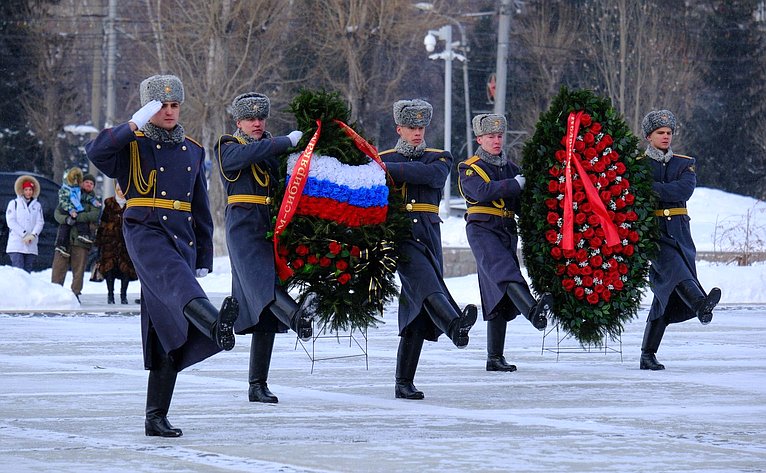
[519,87,657,346]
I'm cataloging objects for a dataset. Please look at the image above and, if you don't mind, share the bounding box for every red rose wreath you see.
[519,87,657,345]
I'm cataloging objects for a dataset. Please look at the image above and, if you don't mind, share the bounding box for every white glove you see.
[195,268,209,278]
[287,130,303,147]
[22,234,35,244]
[513,174,526,190]
[130,100,163,129]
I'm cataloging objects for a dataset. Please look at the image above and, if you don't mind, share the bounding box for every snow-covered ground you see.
[1,187,765,472]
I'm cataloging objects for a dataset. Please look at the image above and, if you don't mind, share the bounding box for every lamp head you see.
[424,33,436,52]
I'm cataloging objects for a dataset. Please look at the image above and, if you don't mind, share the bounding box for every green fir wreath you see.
[519,87,657,346]
[270,89,410,333]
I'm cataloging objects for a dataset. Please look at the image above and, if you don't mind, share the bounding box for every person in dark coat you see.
[94,182,137,304]
[51,174,101,301]
[641,109,721,371]
[379,99,477,400]
[215,92,310,404]
[85,74,239,437]
[458,114,553,373]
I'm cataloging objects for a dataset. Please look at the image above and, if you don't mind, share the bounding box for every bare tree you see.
[20,0,101,181]
[580,0,707,138]
[292,0,445,142]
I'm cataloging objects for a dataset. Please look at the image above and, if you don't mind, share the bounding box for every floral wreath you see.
[271,90,410,333]
[519,87,657,345]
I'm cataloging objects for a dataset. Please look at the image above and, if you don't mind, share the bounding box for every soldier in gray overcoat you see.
[458,114,552,373]
[215,92,310,404]
[86,75,239,437]
[379,99,477,400]
[641,109,721,370]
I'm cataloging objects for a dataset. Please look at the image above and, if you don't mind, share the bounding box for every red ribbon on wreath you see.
[562,111,620,251]
[274,120,322,281]
[333,119,388,174]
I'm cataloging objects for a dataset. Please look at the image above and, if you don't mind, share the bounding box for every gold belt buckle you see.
[663,209,670,216]
[173,200,181,210]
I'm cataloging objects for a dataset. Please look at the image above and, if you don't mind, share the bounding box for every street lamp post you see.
[424,24,466,219]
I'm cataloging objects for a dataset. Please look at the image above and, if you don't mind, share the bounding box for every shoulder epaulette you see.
[218,134,245,145]
[379,148,396,155]
[462,156,480,166]
[186,136,203,148]
[673,153,694,160]
[134,131,145,137]
[424,147,445,153]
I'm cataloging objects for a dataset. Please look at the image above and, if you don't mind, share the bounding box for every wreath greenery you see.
[519,87,657,345]
[270,89,410,333]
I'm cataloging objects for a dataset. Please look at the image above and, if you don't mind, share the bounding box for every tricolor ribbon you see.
[274,120,322,280]
[562,111,620,251]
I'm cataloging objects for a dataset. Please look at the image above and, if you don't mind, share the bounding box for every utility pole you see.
[494,0,511,117]
[101,0,118,198]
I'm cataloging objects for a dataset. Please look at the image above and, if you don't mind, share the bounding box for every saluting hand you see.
[130,100,163,130]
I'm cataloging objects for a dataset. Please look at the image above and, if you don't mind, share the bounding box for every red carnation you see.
[575,212,587,225]
[545,230,559,243]
[587,214,600,226]
[615,162,626,174]
[563,249,576,259]
[338,273,351,285]
[574,140,585,152]
[328,241,342,255]
[293,258,305,269]
[550,165,562,177]
[618,263,629,275]
[351,246,361,257]
[336,259,349,271]
[590,255,603,267]
[580,114,592,126]
[615,199,627,210]
[556,264,566,275]
[307,255,319,265]
[574,287,585,299]
[580,265,593,275]
[296,244,310,256]
[319,257,331,267]
[582,276,594,287]
[551,246,563,259]
[583,227,595,239]
[547,212,560,225]
[625,193,635,205]
[601,134,613,146]
[576,248,588,261]
[562,278,575,291]
[574,191,586,203]
[590,122,602,133]
[584,133,595,145]
[601,290,612,303]
[567,263,580,276]
[613,279,624,290]
[545,198,559,210]
[628,231,639,243]
[587,293,600,305]
[548,180,559,193]
[623,245,635,256]
[589,237,602,248]
[584,147,597,159]
[625,211,638,221]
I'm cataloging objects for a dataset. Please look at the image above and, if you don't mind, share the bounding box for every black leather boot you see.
[248,332,278,403]
[120,279,129,304]
[106,276,115,304]
[424,293,477,348]
[183,296,239,350]
[269,287,312,341]
[145,354,182,437]
[486,316,517,372]
[395,334,425,400]
[505,282,551,331]
[640,317,668,370]
[676,279,721,325]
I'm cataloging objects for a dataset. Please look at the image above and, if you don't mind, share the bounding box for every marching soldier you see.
[458,114,552,373]
[86,74,239,437]
[215,92,311,404]
[641,109,721,370]
[380,99,477,400]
